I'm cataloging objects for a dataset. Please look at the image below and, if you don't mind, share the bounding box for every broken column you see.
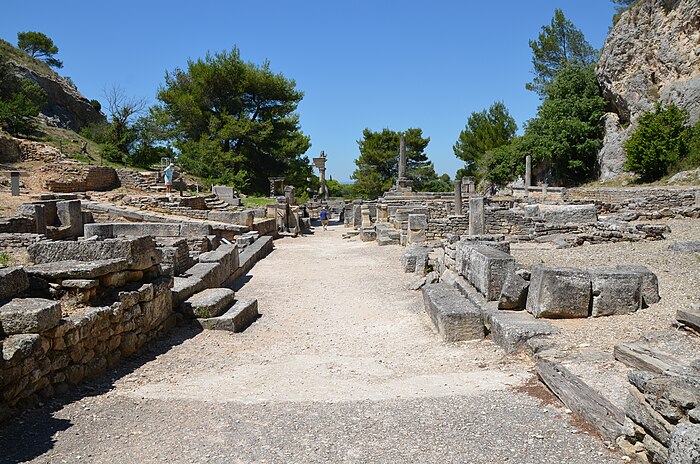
[454,178,463,216]
[525,154,532,198]
[361,204,372,227]
[352,200,363,229]
[468,197,485,235]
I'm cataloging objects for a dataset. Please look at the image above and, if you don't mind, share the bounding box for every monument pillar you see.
[468,197,485,235]
[525,154,532,198]
[454,178,463,215]
[398,135,406,179]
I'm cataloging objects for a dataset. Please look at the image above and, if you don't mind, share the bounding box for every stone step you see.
[486,310,559,353]
[181,287,236,318]
[421,283,484,342]
[196,298,259,332]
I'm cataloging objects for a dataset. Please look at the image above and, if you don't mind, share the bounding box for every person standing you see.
[164,162,174,200]
[320,206,329,230]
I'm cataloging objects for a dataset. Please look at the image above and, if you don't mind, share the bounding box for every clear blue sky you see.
[1,0,617,182]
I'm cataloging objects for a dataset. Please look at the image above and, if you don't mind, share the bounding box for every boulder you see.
[0,266,29,300]
[526,267,591,318]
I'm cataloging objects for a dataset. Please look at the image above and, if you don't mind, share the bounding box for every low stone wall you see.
[565,186,699,212]
[45,165,120,192]
[0,233,49,254]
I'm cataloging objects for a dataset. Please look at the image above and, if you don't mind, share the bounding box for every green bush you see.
[624,104,689,182]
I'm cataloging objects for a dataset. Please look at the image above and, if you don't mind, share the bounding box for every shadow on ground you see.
[0,324,202,464]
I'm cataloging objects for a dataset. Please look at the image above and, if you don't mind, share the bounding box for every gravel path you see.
[0,220,621,463]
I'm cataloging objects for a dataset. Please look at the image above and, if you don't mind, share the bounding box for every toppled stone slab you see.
[0,298,61,335]
[677,305,700,333]
[524,204,598,224]
[197,298,259,332]
[181,288,236,318]
[0,266,29,300]
[28,236,161,270]
[498,271,529,310]
[401,246,429,273]
[199,244,239,280]
[668,241,700,253]
[487,311,559,353]
[669,423,700,464]
[26,259,128,280]
[589,269,642,317]
[526,267,591,319]
[467,246,515,301]
[627,386,674,447]
[422,283,484,342]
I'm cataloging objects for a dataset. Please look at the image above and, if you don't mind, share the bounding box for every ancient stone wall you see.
[0,233,49,254]
[565,187,699,212]
[45,165,120,192]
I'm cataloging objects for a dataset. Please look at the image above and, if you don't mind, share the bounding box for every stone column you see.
[361,205,372,227]
[525,154,532,198]
[454,178,463,215]
[468,197,485,235]
[269,178,275,198]
[398,135,406,180]
[10,171,20,196]
[541,183,548,204]
[352,200,363,229]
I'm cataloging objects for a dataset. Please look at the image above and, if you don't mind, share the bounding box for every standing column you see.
[398,135,406,179]
[468,197,485,235]
[10,171,20,196]
[454,178,463,215]
[525,154,532,198]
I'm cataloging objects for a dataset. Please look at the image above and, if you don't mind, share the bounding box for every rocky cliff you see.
[596,0,700,180]
[13,63,105,132]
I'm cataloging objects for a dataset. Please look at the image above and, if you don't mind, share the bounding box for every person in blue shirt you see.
[320,206,329,230]
[164,162,174,200]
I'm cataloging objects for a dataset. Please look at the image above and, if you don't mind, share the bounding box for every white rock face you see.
[595,0,700,180]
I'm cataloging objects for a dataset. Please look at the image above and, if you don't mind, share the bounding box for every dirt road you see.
[0,220,621,463]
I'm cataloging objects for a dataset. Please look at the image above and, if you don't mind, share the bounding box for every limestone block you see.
[422,283,484,342]
[197,298,259,332]
[60,279,98,290]
[179,222,213,237]
[401,246,429,273]
[626,387,673,447]
[2,333,41,362]
[487,311,559,353]
[26,259,128,280]
[526,266,591,318]
[498,271,529,310]
[56,199,83,237]
[616,265,660,305]
[467,246,516,301]
[186,262,223,289]
[0,266,29,300]
[589,269,643,317]
[28,236,161,270]
[199,244,239,281]
[537,204,598,224]
[408,214,428,230]
[181,288,236,318]
[468,197,485,235]
[0,298,61,334]
[359,227,377,242]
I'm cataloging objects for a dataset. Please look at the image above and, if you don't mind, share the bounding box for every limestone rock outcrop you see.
[596,0,700,180]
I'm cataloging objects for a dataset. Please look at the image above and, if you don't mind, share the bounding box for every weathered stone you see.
[56,200,83,237]
[487,311,559,353]
[468,197,484,235]
[0,298,61,335]
[589,269,643,317]
[669,241,700,253]
[668,423,700,464]
[616,265,660,305]
[181,288,236,318]
[359,227,377,242]
[498,271,529,310]
[422,283,484,342]
[197,298,259,332]
[677,305,700,333]
[199,244,239,281]
[59,279,98,290]
[526,266,591,319]
[643,433,669,464]
[525,204,598,224]
[0,266,29,300]
[26,259,128,280]
[208,210,253,227]
[2,333,41,361]
[185,262,223,290]
[28,236,161,270]
[467,246,516,301]
[401,246,429,274]
[627,387,674,447]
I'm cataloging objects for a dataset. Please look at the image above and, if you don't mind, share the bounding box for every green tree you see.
[155,47,311,194]
[102,85,147,163]
[16,31,63,68]
[482,137,527,186]
[624,104,689,182]
[523,63,606,185]
[351,128,440,199]
[0,53,46,135]
[453,101,517,181]
[526,9,597,96]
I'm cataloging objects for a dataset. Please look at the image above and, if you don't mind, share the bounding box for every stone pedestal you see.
[468,197,485,235]
[361,205,372,227]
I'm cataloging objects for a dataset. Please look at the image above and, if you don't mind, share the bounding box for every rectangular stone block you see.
[181,288,236,318]
[179,222,213,237]
[199,244,239,281]
[408,214,428,230]
[422,283,484,342]
[467,246,515,301]
[56,199,83,237]
[0,298,61,334]
[487,311,558,353]
[589,269,642,317]
[616,265,660,306]
[0,266,29,300]
[468,197,484,235]
[197,298,259,332]
[26,259,129,280]
[526,266,591,318]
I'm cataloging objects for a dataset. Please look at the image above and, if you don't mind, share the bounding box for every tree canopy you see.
[0,53,46,135]
[351,128,448,199]
[453,101,517,181]
[17,31,63,68]
[526,9,597,96]
[154,47,312,193]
